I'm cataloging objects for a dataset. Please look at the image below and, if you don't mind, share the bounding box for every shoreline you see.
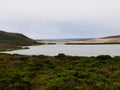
[37,38,120,45]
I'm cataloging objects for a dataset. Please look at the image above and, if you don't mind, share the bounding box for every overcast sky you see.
[0,0,120,39]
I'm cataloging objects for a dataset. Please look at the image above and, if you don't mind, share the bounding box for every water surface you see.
[3,45,120,56]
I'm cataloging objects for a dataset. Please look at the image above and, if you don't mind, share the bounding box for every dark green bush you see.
[56,53,66,58]
[96,55,112,60]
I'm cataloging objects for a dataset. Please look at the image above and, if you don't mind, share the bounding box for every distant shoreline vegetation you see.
[65,43,120,45]
[37,43,120,45]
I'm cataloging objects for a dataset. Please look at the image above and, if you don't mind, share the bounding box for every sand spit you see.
[37,38,120,45]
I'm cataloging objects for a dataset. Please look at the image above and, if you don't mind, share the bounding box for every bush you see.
[56,53,66,58]
[96,55,112,60]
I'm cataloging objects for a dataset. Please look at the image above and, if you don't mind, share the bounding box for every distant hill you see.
[103,35,120,39]
[38,35,120,45]
[0,30,38,46]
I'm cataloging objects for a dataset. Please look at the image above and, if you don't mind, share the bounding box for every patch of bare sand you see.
[38,38,120,44]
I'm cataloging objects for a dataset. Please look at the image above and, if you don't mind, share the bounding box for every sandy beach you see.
[37,38,120,45]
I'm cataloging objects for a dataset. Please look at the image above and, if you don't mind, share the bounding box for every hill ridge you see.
[0,30,38,46]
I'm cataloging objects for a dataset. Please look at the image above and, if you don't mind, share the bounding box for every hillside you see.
[0,30,38,46]
[0,30,38,51]
[103,35,120,39]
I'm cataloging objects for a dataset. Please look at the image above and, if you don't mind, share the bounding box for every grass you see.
[0,53,120,90]
[0,44,23,51]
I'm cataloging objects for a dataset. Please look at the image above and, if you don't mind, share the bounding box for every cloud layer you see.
[0,0,120,39]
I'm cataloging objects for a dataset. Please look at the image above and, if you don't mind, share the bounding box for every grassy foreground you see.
[0,53,120,90]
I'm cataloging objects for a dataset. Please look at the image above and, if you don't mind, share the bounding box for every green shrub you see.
[96,55,112,60]
[57,53,66,58]
[0,53,120,90]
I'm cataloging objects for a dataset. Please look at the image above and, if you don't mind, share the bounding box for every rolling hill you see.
[0,30,38,46]
[0,30,38,51]
[103,35,120,39]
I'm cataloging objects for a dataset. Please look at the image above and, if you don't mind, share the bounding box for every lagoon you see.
[3,45,120,56]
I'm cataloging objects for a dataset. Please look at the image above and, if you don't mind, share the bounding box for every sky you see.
[0,0,120,39]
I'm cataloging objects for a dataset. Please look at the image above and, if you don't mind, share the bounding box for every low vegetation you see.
[0,44,23,51]
[0,53,120,90]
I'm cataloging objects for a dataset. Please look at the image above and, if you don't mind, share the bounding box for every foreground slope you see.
[0,54,120,90]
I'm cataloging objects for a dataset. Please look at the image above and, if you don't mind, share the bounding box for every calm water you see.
[3,45,120,56]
